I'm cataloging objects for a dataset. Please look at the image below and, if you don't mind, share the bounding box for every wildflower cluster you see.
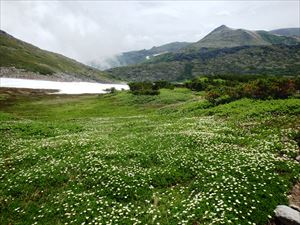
[0,111,299,224]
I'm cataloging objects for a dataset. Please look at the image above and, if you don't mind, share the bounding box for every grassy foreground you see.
[0,88,300,225]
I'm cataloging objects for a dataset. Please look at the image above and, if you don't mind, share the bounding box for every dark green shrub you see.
[205,77,298,105]
[173,83,185,88]
[105,87,117,94]
[128,82,160,95]
[244,78,296,99]
[205,90,221,105]
[214,94,233,105]
[185,77,209,91]
[154,80,174,90]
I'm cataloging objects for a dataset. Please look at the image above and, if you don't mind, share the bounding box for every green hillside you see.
[106,25,300,81]
[0,30,113,82]
[100,26,299,70]
[107,44,300,81]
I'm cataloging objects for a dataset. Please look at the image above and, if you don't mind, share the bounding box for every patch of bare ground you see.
[266,219,277,225]
[289,182,300,211]
[0,87,58,109]
[0,87,58,96]
[0,67,97,82]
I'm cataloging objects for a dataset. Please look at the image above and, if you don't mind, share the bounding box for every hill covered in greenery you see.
[0,30,113,82]
[106,25,300,81]
[108,44,300,81]
[101,25,300,71]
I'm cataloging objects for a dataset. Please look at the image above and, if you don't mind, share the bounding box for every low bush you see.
[104,87,117,94]
[203,77,298,105]
[153,80,174,90]
[128,82,160,95]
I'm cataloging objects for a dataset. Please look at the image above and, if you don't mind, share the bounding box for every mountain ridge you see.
[91,41,191,70]
[98,25,300,70]
[187,25,299,49]
[2,25,300,83]
[270,28,300,37]
[106,25,300,82]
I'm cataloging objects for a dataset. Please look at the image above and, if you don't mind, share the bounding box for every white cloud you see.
[1,0,299,64]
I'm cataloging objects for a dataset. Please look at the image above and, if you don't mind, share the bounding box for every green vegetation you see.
[184,76,299,105]
[128,81,174,95]
[1,24,299,224]
[108,45,300,81]
[0,30,112,82]
[128,82,160,95]
[104,25,299,71]
[1,83,299,224]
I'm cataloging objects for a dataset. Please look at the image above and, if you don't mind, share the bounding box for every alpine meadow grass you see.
[0,88,299,225]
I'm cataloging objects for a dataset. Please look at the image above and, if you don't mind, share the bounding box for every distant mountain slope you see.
[119,42,191,65]
[188,25,299,49]
[107,25,300,81]
[107,44,300,81]
[0,30,113,82]
[98,25,300,70]
[270,28,300,37]
[91,42,191,69]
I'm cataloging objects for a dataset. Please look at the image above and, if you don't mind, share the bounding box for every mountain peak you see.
[213,25,232,32]
[189,25,300,49]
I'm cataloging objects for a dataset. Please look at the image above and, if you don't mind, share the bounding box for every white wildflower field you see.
[0,89,299,225]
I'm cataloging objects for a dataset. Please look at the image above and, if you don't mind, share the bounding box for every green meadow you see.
[1,88,300,225]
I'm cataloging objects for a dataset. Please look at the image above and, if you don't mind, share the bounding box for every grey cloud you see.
[1,0,299,64]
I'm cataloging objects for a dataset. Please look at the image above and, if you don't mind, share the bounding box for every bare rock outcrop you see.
[274,205,300,225]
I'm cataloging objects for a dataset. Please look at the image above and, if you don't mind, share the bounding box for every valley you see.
[1,11,300,225]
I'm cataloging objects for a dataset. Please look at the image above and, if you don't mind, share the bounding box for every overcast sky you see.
[1,0,299,64]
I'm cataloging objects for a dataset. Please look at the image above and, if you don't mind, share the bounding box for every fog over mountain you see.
[1,1,299,66]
